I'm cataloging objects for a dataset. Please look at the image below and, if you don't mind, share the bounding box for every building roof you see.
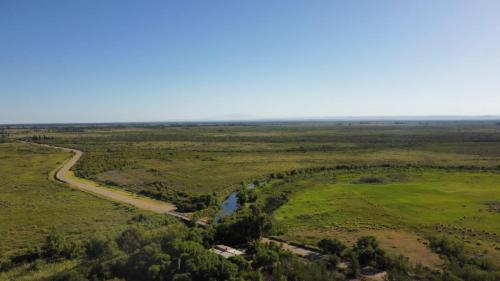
[211,244,245,258]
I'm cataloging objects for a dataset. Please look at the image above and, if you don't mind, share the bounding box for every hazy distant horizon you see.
[1,1,500,124]
[2,114,500,126]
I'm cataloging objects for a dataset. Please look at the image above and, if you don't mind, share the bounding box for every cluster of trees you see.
[139,186,218,212]
[215,205,273,246]
[315,235,500,281]
[261,193,289,214]
[0,129,7,143]
[45,226,239,281]
[30,135,54,141]
[4,210,499,280]
[19,216,337,281]
[317,236,389,279]
[268,166,335,180]
[354,176,385,184]
[236,188,257,205]
[245,241,335,281]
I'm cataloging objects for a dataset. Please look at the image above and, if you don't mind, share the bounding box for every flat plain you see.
[15,122,500,198]
[4,121,500,268]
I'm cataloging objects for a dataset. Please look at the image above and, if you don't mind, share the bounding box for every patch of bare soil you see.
[283,226,443,269]
[485,201,500,213]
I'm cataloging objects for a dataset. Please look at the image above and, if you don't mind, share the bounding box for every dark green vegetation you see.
[215,205,273,246]
[1,214,338,281]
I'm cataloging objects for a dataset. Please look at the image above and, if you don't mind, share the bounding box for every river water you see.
[214,183,256,223]
[214,192,239,223]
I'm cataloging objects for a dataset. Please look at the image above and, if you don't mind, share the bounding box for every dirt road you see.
[24,141,177,214]
[22,141,349,259]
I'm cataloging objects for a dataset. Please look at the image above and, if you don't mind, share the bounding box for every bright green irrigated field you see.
[269,168,500,267]
[0,142,142,257]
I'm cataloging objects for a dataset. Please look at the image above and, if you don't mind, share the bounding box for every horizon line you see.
[2,115,500,126]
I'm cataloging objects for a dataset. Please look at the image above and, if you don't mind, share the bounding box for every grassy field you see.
[262,167,500,267]
[9,122,500,201]
[0,142,144,258]
[4,121,500,269]
[0,260,78,281]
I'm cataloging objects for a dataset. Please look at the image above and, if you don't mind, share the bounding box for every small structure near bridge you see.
[210,244,245,258]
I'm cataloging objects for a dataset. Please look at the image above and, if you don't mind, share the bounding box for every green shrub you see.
[318,238,346,256]
[353,236,388,268]
[116,228,145,254]
[41,231,81,261]
[85,237,118,260]
[354,176,385,184]
[428,236,466,261]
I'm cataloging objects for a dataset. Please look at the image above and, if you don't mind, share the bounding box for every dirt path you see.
[23,141,177,214]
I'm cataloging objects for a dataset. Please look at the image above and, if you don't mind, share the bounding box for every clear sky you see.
[1,0,500,123]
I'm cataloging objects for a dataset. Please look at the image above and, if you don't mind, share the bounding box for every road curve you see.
[23,141,177,214]
[22,141,325,253]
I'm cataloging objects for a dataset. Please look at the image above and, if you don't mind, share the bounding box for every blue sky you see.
[1,0,500,123]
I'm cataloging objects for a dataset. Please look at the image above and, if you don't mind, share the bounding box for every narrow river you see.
[214,183,256,223]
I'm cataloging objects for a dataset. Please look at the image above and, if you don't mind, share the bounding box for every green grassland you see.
[5,121,500,268]
[11,122,500,202]
[0,260,78,281]
[263,168,500,266]
[0,142,144,258]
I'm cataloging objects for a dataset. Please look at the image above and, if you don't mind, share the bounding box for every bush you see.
[385,255,412,281]
[116,228,145,254]
[140,188,218,212]
[347,252,360,278]
[355,176,385,184]
[124,243,171,281]
[318,238,346,256]
[262,194,288,213]
[428,236,466,262]
[323,254,340,269]
[85,237,118,260]
[353,236,388,268]
[237,188,257,205]
[41,231,81,261]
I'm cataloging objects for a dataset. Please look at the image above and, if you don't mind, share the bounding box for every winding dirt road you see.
[24,141,176,214]
[22,141,328,256]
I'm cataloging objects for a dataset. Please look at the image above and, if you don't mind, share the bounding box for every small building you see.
[210,244,245,258]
